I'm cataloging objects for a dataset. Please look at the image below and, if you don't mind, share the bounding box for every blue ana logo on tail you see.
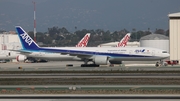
[16,26,39,50]
[20,32,33,46]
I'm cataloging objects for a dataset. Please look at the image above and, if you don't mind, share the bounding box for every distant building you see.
[140,34,169,53]
[168,12,180,61]
[0,32,21,50]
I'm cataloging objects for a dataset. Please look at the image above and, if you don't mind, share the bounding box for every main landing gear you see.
[155,61,160,67]
[81,64,100,67]
[155,60,166,67]
[81,60,100,67]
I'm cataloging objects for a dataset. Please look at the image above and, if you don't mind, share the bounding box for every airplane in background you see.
[98,33,131,47]
[15,26,169,67]
[0,50,19,60]
[116,33,131,47]
[0,31,91,62]
[76,33,90,47]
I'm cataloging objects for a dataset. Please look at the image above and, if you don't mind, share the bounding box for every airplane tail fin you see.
[116,33,131,47]
[76,33,90,47]
[15,26,39,50]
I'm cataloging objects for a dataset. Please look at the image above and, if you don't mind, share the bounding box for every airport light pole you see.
[32,1,36,42]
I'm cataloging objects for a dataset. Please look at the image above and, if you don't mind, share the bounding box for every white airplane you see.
[98,33,131,47]
[0,32,91,62]
[15,26,169,67]
[0,50,19,60]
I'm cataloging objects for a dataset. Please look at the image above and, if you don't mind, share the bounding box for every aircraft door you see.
[8,52,10,56]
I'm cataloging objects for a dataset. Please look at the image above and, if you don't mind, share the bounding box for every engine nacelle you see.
[109,60,122,64]
[93,56,108,65]
[16,55,27,62]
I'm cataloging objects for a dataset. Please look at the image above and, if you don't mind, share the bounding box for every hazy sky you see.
[0,0,180,32]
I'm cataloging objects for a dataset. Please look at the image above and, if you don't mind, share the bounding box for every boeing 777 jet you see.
[15,26,169,67]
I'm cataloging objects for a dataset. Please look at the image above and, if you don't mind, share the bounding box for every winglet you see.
[15,26,39,50]
[76,33,90,47]
[116,33,131,47]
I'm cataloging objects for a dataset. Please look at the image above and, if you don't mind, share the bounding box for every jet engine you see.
[93,56,109,65]
[16,55,27,62]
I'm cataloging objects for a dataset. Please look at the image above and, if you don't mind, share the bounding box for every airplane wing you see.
[39,47,95,59]
[61,52,91,57]
[69,54,92,59]
[57,50,94,57]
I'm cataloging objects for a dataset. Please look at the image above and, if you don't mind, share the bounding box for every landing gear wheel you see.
[81,64,100,67]
[155,62,159,67]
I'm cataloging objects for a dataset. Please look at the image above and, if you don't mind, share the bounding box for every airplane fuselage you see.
[25,47,169,61]
[0,46,169,62]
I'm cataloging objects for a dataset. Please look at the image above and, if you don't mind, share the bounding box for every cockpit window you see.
[162,51,167,53]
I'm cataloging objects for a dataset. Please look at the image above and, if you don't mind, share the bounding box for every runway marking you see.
[94,67,99,70]
[130,86,140,90]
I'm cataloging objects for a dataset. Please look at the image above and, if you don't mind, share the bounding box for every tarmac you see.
[0,94,180,100]
[0,61,180,71]
[0,61,180,100]
[0,99,179,101]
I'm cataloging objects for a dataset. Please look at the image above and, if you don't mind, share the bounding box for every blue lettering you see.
[135,49,145,53]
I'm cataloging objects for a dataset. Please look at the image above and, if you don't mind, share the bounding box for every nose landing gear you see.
[155,61,160,67]
[81,59,100,67]
[155,60,168,67]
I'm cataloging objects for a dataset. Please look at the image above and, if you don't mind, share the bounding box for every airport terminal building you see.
[0,32,21,50]
[168,12,180,61]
